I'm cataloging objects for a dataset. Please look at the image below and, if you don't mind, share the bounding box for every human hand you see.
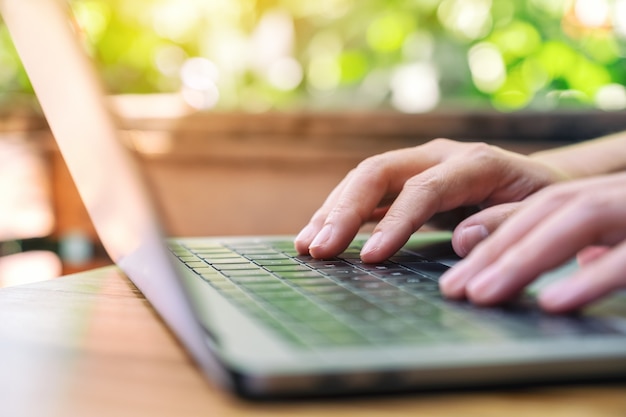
[295,139,568,262]
[440,173,626,313]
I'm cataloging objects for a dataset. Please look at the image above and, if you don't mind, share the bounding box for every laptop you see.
[3,0,625,399]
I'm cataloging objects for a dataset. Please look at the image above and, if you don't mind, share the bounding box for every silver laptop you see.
[3,0,625,399]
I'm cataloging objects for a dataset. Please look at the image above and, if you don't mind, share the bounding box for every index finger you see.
[296,145,445,258]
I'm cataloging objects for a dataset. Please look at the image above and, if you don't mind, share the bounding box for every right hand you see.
[294,138,570,262]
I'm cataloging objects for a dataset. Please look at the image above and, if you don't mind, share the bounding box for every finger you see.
[294,165,399,254]
[451,202,522,257]
[306,160,401,258]
[303,144,449,258]
[576,246,610,266]
[539,240,626,313]
[302,140,558,261]
[294,174,352,254]
[440,185,573,300]
[463,183,626,305]
[359,146,527,263]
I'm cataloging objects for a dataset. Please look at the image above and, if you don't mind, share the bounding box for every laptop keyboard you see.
[169,240,618,348]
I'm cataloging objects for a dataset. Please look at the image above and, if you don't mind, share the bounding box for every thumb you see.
[452,202,523,257]
[577,246,610,266]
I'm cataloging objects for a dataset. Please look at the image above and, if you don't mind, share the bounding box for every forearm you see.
[530,131,626,179]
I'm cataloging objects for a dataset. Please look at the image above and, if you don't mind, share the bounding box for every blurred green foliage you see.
[1,0,625,112]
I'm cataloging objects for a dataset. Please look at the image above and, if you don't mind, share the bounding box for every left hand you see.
[439,172,626,313]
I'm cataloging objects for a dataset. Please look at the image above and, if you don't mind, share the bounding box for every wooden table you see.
[0,266,624,417]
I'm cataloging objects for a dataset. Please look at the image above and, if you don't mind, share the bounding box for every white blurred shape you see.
[0,137,53,240]
[614,0,626,37]
[0,252,62,287]
[468,42,506,93]
[181,57,219,90]
[575,0,610,28]
[595,84,626,110]
[180,57,220,109]
[267,57,303,91]
[438,0,492,40]
[250,10,294,72]
[181,86,220,110]
[152,1,199,43]
[390,63,440,113]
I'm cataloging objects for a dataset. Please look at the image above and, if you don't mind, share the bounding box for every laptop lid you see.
[0,0,230,387]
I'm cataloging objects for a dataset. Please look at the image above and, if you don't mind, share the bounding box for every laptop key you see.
[404,262,449,280]
[255,259,301,266]
[184,261,210,269]
[266,265,312,273]
[277,271,325,280]
[241,282,292,293]
[230,275,278,284]
[219,269,277,277]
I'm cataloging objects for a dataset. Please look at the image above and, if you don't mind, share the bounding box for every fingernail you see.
[295,224,316,254]
[539,283,565,306]
[439,259,473,298]
[295,224,316,245]
[361,232,383,257]
[458,225,489,256]
[465,267,503,303]
[310,224,333,250]
[539,280,580,312]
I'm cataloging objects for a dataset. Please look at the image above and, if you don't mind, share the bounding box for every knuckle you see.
[571,195,608,221]
[461,142,501,163]
[381,209,419,235]
[329,202,368,226]
[399,176,443,229]
[310,208,329,224]
[354,153,394,185]
[404,173,440,193]
[428,137,454,148]
[534,182,575,203]
[403,173,443,201]
[356,152,389,172]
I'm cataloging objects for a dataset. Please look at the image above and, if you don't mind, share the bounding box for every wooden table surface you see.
[0,266,624,417]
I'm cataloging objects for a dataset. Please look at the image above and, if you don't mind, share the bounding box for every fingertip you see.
[359,232,406,264]
[576,246,610,266]
[360,252,389,264]
[464,267,512,306]
[452,224,489,257]
[439,279,467,300]
[452,202,521,256]
[537,282,581,314]
[438,265,467,299]
[294,224,317,254]
[307,224,357,259]
[360,232,383,261]
[308,224,334,257]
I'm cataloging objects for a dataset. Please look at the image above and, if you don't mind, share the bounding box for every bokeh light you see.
[596,83,626,109]
[391,63,440,113]
[0,0,624,113]
[180,57,220,109]
[574,0,611,28]
[468,42,506,93]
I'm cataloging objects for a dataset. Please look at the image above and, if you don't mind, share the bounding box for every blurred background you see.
[0,0,625,286]
[1,0,626,113]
